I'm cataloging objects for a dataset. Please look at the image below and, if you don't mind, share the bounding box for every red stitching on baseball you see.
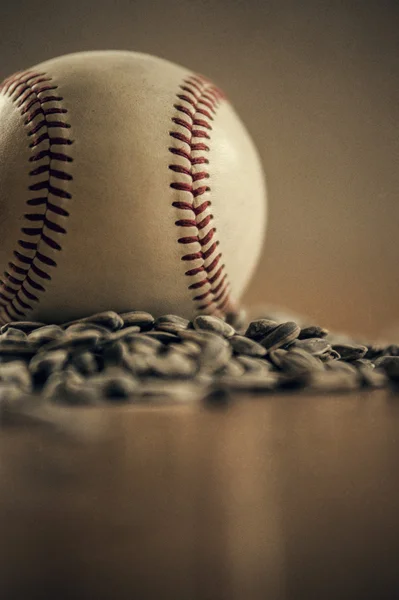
[169,131,191,145]
[197,98,216,114]
[185,266,205,277]
[5,272,21,286]
[196,108,214,121]
[183,80,203,95]
[194,201,211,215]
[197,214,213,230]
[168,75,235,316]
[9,262,27,274]
[191,142,209,152]
[176,94,197,108]
[171,183,192,194]
[188,279,207,290]
[0,69,73,324]
[193,289,212,301]
[29,149,72,163]
[171,117,192,131]
[198,227,216,246]
[193,118,212,129]
[168,147,192,162]
[173,104,194,118]
[21,284,38,301]
[169,165,191,176]
[2,306,13,321]
[191,130,210,139]
[193,186,210,198]
[10,303,24,317]
[192,172,209,182]
[191,157,209,165]
[212,273,228,295]
[197,283,230,310]
[179,85,199,97]
[31,263,51,280]
[218,291,232,311]
[15,296,32,310]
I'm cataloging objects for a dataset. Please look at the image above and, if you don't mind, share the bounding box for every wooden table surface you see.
[1,389,399,600]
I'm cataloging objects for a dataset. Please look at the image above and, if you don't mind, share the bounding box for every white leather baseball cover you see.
[0,51,267,324]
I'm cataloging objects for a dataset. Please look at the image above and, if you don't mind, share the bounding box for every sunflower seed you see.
[149,351,197,379]
[235,355,272,374]
[70,351,99,376]
[319,349,341,362]
[198,336,233,374]
[244,319,278,341]
[101,325,141,343]
[40,329,103,353]
[177,329,216,345]
[0,361,32,392]
[155,314,190,329]
[325,360,360,377]
[352,358,375,369]
[0,343,36,358]
[229,335,267,357]
[364,345,385,360]
[260,321,301,352]
[97,368,138,401]
[217,373,280,392]
[122,353,152,377]
[298,325,329,339]
[65,322,111,336]
[195,373,214,387]
[374,356,399,381]
[291,338,332,356]
[63,311,124,331]
[268,349,288,368]
[102,341,130,367]
[168,341,202,357]
[280,348,324,376]
[41,373,68,400]
[0,304,395,407]
[124,335,162,355]
[155,323,188,335]
[1,327,28,341]
[143,331,179,344]
[217,358,247,377]
[383,344,399,357]
[0,321,46,335]
[46,381,99,407]
[358,366,388,388]
[193,315,236,338]
[331,343,368,361]
[0,337,30,347]
[27,324,64,346]
[119,310,154,331]
[29,349,69,380]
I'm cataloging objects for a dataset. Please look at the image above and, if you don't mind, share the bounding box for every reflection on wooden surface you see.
[1,390,399,599]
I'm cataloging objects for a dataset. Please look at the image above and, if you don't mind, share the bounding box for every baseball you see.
[0,50,267,325]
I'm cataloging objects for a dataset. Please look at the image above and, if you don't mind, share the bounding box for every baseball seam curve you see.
[168,74,235,317]
[0,70,73,324]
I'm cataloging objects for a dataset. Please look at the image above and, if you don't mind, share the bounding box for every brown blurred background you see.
[1,0,398,339]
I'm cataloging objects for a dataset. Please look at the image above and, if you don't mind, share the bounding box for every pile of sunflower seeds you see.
[0,306,398,419]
